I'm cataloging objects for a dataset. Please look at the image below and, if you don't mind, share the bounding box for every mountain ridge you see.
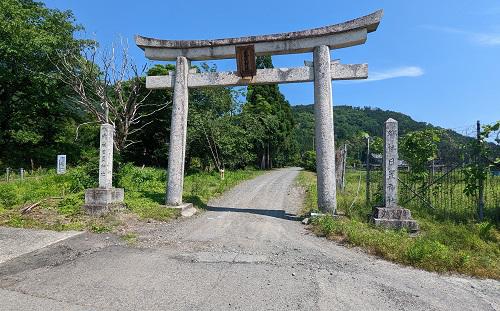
[291,104,479,164]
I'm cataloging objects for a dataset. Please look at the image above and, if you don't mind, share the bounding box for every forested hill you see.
[293,105,436,138]
[292,104,477,163]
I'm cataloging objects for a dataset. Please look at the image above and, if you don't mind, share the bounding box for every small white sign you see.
[57,155,67,174]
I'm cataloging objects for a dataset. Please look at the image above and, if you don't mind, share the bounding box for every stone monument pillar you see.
[383,118,398,207]
[313,45,337,214]
[57,155,67,175]
[83,123,124,215]
[372,118,418,232]
[98,124,114,189]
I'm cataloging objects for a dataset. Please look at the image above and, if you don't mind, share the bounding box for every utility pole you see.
[477,120,485,221]
[366,136,371,206]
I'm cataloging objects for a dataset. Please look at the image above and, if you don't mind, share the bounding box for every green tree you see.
[0,0,87,168]
[400,129,441,182]
[463,121,500,197]
[302,150,316,172]
[187,67,248,171]
[122,64,175,167]
[243,56,296,169]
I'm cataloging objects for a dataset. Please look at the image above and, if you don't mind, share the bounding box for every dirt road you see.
[0,167,498,310]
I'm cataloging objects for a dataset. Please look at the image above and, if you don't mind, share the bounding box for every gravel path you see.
[0,167,498,311]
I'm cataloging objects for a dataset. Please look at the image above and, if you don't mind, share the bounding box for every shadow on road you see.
[206,205,301,221]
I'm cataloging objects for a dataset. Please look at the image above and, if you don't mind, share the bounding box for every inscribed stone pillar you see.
[313,45,337,213]
[372,118,418,231]
[98,123,114,189]
[166,56,189,206]
[383,118,398,207]
[57,155,67,175]
[84,122,124,215]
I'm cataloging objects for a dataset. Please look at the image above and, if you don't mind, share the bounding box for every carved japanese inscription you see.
[383,118,399,207]
[236,45,256,78]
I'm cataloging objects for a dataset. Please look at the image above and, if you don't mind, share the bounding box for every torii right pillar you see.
[372,118,419,232]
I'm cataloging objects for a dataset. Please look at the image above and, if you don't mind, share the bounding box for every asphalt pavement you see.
[0,167,498,310]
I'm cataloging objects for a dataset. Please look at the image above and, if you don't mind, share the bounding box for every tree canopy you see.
[0,0,86,169]
[1,0,493,174]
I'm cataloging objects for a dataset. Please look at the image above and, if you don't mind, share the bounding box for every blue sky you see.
[44,0,500,134]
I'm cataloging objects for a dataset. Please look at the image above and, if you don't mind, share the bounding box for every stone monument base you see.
[83,188,125,215]
[169,203,197,217]
[371,206,419,232]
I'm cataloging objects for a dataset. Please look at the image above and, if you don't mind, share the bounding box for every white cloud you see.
[367,66,424,82]
[471,32,500,46]
[422,25,500,46]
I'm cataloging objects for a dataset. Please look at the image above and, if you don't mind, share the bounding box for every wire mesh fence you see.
[398,165,499,222]
[362,163,500,223]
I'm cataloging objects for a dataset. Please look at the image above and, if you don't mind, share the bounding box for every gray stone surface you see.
[383,118,398,207]
[169,203,197,217]
[372,207,419,232]
[0,168,498,311]
[83,188,124,215]
[135,10,383,61]
[56,154,66,174]
[98,124,114,189]
[166,56,189,206]
[146,63,368,89]
[373,206,412,219]
[372,218,420,232]
[0,227,81,264]
[373,118,419,231]
[314,45,337,213]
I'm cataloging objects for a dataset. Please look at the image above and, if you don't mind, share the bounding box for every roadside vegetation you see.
[297,170,500,279]
[0,164,261,233]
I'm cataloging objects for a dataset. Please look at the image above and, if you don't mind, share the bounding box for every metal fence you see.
[400,165,499,222]
[0,167,50,183]
[365,163,500,223]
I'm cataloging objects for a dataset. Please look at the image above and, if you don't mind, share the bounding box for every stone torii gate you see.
[135,10,383,214]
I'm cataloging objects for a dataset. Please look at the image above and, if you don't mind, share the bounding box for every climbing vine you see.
[463,121,500,197]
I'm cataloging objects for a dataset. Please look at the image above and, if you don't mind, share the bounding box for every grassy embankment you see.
[297,170,500,279]
[0,164,261,233]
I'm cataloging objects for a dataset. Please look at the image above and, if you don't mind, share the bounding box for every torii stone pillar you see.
[135,10,384,215]
[314,45,337,213]
[166,56,189,206]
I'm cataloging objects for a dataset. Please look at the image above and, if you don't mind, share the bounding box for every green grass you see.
[121,232,138,245]
[297,170,500,279]
[0,164,262,232]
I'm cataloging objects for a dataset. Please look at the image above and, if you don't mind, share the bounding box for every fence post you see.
[477,120,485,221]
[6,168,10,182]
[366,136,371,206]
[20,168,24,181]
[342,144,347,192]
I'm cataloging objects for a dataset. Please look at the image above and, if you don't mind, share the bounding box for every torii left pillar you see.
[314,45,337,214]
[166,56,188,206]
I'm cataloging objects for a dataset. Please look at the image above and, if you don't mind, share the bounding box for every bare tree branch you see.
[54,40,170,151]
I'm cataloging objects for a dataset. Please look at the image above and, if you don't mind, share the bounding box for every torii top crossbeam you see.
[135,10,383,61]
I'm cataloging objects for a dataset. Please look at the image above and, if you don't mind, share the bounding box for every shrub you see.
[302,150,316,172]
